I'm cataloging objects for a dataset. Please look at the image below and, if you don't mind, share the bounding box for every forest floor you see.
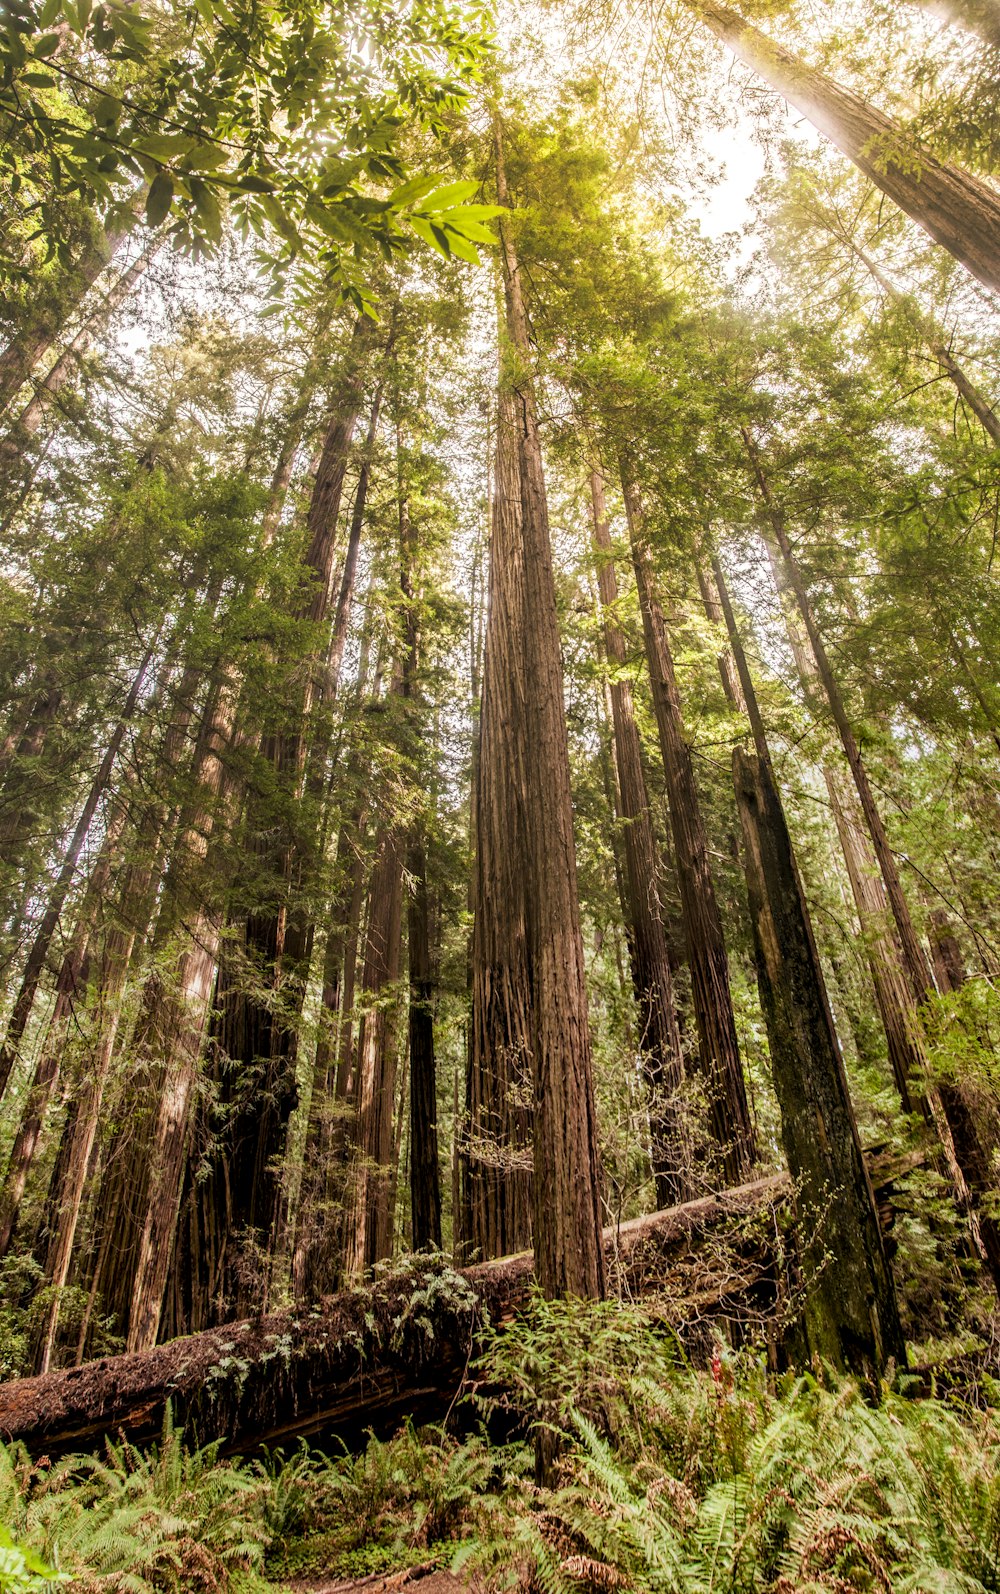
[4,1291,1000,1593]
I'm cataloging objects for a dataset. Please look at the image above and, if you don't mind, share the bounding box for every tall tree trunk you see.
[622,472,756,1184]
[0,208,137,418]
[0,800,127,1256]
[0,640,158,1101]
[589,468,690,1206]
[815,207,1000,446]
[464,387,534,1264]
[204,330,376,1315]
[289,793,368,1301]
[29,649,209,1370]
[733,746,907,1382]
[407,836,441,1251]
[496,125,605,1305]
[687,0,1000,291]
[396,458,442,1256]
[342,815,405,1279]
[10,238,161,444]
[123,676,247,1353]
[743,439,1000,1292]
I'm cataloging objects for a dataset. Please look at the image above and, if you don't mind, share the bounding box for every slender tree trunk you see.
[11,239,161,443]
[0,210,136,418]
[0,801,127,1256]
[0,640,158,1101]
[838,227,1000,447]
[124,677,247,1353]
[743,442,1000,1292]
[687,0,1000,291]
[622,472,756,1184]
[589,468,690,1205]
[342,816,405,1278]
[33,846,162,1373]
[408,836,441,1251]
[205,332,377,1314]
[496,125,605,1305]
[734,747,907,1382]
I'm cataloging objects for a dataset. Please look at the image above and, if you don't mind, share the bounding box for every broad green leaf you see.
[94,93,120,125]
[415,178,478,212]
[441,227,480,264]
[388,173,441,207]
[145,170,173,226]
[135,132,200,161]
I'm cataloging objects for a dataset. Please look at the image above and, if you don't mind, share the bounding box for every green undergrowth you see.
[3,1297,1000,1591]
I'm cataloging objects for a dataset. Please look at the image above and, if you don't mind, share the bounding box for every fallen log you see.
[0,1151,916,1457]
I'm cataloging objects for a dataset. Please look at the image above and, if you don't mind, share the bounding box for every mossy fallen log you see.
[0,1154,915,1457]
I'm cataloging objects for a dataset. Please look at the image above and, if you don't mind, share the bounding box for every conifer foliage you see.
[2,0,1000,1578]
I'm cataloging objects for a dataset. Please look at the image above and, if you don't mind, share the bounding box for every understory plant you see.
[2,1304,1000,1592]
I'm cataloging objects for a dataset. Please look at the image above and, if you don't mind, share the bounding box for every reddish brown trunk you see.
[464,389,534,1263]
[342,817,405,1278]
[622,474,756,1184]
[590,468,690,1205]
[746,441,1000,1293]
[496,127,605,1305]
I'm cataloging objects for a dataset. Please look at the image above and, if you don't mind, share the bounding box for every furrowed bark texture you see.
[0,1151,914,1458]
[590,468,691,1206]
[0,1178,797,1457]
[465,387,533,1264]
[733,748,907,1381]
[622,472,756,1185]
[188,341,375,1324]
[342,816,405,1279]
[496,127,605,1303]
[746,439,1000,1292]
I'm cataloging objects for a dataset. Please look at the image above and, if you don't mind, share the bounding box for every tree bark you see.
[622,472,756,1185]
[744,437,1000,1293]
[342,816,405,1278]
[688,0,1000,292]
[0,640,158,1102]
[0,1152,915,1458]
[408,836,441,1252]
[589,468,691,1206]
[464,387,534,1264]
[496,125,606,1305]
[733,747,907,1382]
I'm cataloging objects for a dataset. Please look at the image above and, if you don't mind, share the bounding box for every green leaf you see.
[388,173,441,207]
[189,175,222,242]
[441,228,480,264]
[442,212,497,244]
[39,0,61,27]
[145,171,173,227]
[32,31,61,54]
[134,132,199,161]
[231,172,275,193]
[408,214,440,252]
[94,93,120,125]
[415,178,479,212]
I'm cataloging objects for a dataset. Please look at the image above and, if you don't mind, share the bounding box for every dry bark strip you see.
[0,1158,913,1457]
